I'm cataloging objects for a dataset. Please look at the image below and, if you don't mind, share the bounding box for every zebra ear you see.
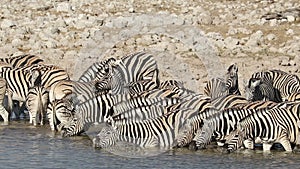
[249,78,261,88]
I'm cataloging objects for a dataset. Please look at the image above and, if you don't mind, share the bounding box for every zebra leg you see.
[279,138,292,151]
[243,139,254,149]
[0,105,9,122]
[40,110,44,126]
[28,110,34,124]
[262,143,273,151]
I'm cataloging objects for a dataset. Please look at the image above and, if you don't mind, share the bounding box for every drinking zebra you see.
[60,94,179,136]
[226,105,300,152]
[193,107,263,148]
[93,108,200,149]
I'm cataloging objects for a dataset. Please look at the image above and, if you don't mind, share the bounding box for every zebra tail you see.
[6,90,13,115]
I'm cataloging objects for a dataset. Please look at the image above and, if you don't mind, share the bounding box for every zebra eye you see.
[106,131,111,135]
[103,65,110,73]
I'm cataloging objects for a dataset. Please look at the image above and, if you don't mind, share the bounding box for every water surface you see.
[0,121,299,169]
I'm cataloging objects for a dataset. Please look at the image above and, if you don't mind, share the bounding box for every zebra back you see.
[110,52,159,95]
[211,95,248,110]
[48,80,98,104]
[112,96,179,118]
[0,54,44,68]
[94,108,200,148]
[27,64,70,90]
[287,92,300,101]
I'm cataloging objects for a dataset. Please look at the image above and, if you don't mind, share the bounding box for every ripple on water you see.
[1,121,300,168]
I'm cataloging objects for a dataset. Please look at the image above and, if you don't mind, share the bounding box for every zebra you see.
[109,52,160,95]
[204,63,240,100]
[0,54,44,68]
[287,92,300,101]
[92,108,200,149]
[159,80,195,98]
[78,57,116,83]
[225,63,241,95]
[0,64,69,118]
[79,52,159,96]
[174,94,249,148]
[211,95,248,111]
[25,85,49,125]
[175,108,218,148]
[48,79,101,103]
[165,94,217,148]
[246,69,300,102]
[0,78,10,122]
[46,98,75,131]
[60,94,180,136]
[110,94,210,126]
[193,107,260,148]
[175,93,280,148]
[59,94,132,136]
[226,105,300,152]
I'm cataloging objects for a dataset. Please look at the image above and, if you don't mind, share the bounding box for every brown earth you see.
[0,0,299,93]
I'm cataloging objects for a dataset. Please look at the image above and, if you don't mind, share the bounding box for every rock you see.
[0,19,16,29]
[224,37,240,50]
[11,38,23,47]
[269,19,277,26]
[287,15,295,22]
[246,30,264,47]
[286,29,294,35]
[265,33,277,41]
[56,2,71,12]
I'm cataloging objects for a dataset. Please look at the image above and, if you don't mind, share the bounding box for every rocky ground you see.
[0,0,299,93]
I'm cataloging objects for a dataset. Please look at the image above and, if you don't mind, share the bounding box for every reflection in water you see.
[1,121,300,168]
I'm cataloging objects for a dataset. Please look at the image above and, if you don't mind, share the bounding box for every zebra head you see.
[225,63,240,94]
[193,120,214,149]
[246,77,276,102]
[94,75,113,94]
[95,57,116,81]
[226,129,244,153]
[61,113,84,137]
[92,123,118,148]
[175,119,195,148]
[245,77,262,101]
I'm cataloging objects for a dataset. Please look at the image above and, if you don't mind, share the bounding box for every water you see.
[0,121,300,169]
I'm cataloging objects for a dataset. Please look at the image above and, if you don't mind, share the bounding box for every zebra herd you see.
[1,52,300,154]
